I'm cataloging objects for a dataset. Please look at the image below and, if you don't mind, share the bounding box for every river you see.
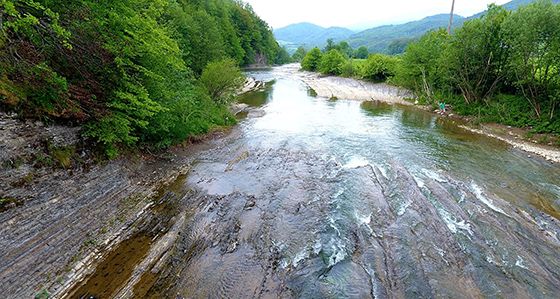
[78,65,560,298]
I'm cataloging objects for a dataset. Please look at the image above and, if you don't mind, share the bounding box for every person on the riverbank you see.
[439,101,446,114]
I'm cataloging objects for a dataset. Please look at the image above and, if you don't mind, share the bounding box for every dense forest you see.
[0,0,288,157]
[301,0,560,135]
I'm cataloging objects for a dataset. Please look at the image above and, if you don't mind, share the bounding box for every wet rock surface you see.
[0,110,199,298]
[139,67,559,298]
[139,136,560,298]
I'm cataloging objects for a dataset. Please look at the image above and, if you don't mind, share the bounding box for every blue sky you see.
[245,0,511,30]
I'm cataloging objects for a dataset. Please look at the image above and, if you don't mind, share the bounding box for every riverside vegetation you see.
[301,0,560,137]
[0,0,291,158]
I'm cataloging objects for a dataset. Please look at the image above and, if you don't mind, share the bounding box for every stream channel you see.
[72,65,560,298]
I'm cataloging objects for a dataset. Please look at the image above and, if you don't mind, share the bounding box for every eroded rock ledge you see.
[0,111,195,298]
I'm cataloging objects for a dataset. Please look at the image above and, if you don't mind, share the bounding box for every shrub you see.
[200,59,245,105]
[359,54,399,82]
[318,49,346,75]
[301,47,322,71]
[340,60,356,77]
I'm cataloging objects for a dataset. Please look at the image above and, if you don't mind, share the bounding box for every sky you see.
[244,0,512,30]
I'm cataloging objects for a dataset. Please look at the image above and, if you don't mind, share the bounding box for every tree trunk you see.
[448,0,456,33]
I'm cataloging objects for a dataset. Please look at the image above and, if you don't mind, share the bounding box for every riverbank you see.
[277,64,560,164]
[0,109,230,298]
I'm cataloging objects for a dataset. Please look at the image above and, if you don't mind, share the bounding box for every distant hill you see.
[470,0,560,18]
[275,0,560,54]
[273,23,354,51]
[346,14,465,54]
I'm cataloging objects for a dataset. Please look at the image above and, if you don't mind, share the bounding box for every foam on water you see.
[471,182,509,216]
[439,208,473,236]
[515,256,529,270]
[422,168,448,183]
[343,156,370,169]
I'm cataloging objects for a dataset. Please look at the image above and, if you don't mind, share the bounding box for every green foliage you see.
[200,59,245,104]
[393,0,560,133]
[48,144,76,169]
[318,49,346,75]
[442,5,510,103]
[34,289,50,299]
[393,29,449,101]
[340,60,356,78]
[291,47,307,62]
[1,0,280,157]
[324,39,352,57]
[301,47,322,71]
[275,46,292,64]
[359,54,399,82]
[502,0,560,118]
[353,46,369,59]
[387,38,414,55]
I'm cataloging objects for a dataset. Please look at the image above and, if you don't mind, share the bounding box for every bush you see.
[318,49,346,75]
[301,47,322,71]
[142,86,236,149]
[200,59,245,105]
[359,54,399,82]
[340,60,356,77]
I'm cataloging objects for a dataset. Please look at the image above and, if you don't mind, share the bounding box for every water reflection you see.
[237,80,275,107]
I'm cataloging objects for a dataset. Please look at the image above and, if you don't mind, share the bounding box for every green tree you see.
[292,46,307,62]
[503,0,560,119]
[1,0,281,157]
[393,29,450,98]
[318,49,346,75]
[337,41,353,58]
[200,59,245,104]
[353,46,369,59]
[301,47,322,71]
[275,46,292,64]
[324,38,337,52]
[387,38,413,55]
[360,54,399,82]
[442,4,510,104]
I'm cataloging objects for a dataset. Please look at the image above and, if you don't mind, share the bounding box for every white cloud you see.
[244,0,512,30]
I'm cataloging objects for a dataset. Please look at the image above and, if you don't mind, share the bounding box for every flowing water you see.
[86,66,560,298]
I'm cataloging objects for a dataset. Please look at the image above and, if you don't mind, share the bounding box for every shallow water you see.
[90,66,560,298]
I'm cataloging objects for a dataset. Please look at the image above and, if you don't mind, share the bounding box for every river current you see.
[90,66,560,298]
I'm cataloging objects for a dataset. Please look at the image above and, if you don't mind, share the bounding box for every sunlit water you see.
[242,71,560,218]
[148,66,560,298]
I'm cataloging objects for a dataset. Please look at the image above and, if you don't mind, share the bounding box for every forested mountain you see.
[346,14,465,54]
[0,0,284,156]
[274,0,559,54]
[274,23,354,51]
